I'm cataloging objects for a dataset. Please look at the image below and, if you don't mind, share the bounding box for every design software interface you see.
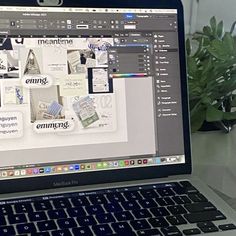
[0,7,185,179]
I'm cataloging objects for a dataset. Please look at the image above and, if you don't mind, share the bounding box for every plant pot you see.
[199,120,234,133]
[199,121,220,132]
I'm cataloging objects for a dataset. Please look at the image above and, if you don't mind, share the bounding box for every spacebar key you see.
[184,211,226,223]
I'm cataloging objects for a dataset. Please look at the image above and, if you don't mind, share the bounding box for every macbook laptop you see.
[0,0,235,235]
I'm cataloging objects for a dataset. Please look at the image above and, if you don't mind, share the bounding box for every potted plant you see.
[186,17,236,133]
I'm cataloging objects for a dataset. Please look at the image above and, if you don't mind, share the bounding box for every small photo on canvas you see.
[20,48,43,76]
[30,86,66,123]
[67,49,96,74]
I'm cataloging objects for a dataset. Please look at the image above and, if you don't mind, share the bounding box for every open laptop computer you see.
[0,0,236,235]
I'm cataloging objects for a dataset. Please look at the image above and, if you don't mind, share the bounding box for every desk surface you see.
[192,131,236,211]
[212,188,236,211]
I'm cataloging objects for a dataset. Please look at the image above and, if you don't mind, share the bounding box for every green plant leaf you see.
[223,32,235,55]
[208,39,228,60]
[203,26,212,36]
[231,95,236,107]
[217,21,224,38]
[203,37,211,47]
[193,37,204,58]
[230,20,236,35]
[186,38,191,56]
[223,111,236,120]
[210,16,217,35]
[206,106,223,122]
[190,105,206,133]
[187,57,198,76]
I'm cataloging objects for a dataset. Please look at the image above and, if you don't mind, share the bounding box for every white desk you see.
[192,131,236,209]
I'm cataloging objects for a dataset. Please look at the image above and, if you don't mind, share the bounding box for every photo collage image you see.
[0,37,128,151]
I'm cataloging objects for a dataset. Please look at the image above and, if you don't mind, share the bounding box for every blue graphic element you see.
[45,167,52,173]
[125,13,135,19]
[15,88,23,104]
[74,165,80,171]
[47,101,63,117]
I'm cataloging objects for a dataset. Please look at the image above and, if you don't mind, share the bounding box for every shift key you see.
[184,211,226,223]
[184,202,216,213]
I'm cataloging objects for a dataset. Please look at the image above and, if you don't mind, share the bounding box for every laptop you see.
[0,0,235,235]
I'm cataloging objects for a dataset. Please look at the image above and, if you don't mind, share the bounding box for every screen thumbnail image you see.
[0,50,19,79]
[23,49,41,75]
[30,86,65,123]
[67,49,96,74]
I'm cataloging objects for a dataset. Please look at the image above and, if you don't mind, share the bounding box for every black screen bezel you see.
[0,0,192,194]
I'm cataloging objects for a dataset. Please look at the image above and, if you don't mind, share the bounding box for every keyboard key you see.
[156,197,175,206]
[157,188,175,197]
[172,196,191,205]
[15,203,33,214]
[132,209,152,219]
[130,219,151,230]
[172,186,186,195]
[48,209,67,219]
[96,213,116,223]
[92,224,113,235]
[0,205,13,215]
[197,221,218,233]
[51,229,72,236]
[16,223,37,234]
[180,181,193,188]
[85,205,105,215]
[71,196,90,207]
[106,192,126,202]
[89,195,108,205]
[175,182,198,195]
[140,189,159,199]
[114,211,134,221]
[123,191,143,201]
[219,223,236,231]
[34,233,50,236]
[138,199,158,209]
[0,226,16,235]
[53,198,72,209]
[103,202,123,212]
[28,211,47,221]
[184,202,216,213]
[8,214,27,224]
[121,200,141,210]
[77,215,97,226]
[150,207,170,217]
[111,222,133,234]
[37,220,57,231]
[137,229,162,236]
[198,225,219,233]
[167,205,187,215]
[166,215,187,225]
[148,217,169,228]
[67,207,87,217]
[161,226,182,236]
[196,221,215,228]
[57,218,77,229]
[0,216,6,226]
[34,201,53,211]
[188,194,207,203]
[182,228,201,235]
[184,210,226,223]
[72,226,93,235]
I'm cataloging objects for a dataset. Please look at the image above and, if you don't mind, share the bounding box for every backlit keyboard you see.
[0,181,236,235]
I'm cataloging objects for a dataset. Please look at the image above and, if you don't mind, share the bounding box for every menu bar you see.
[0,7,177,14]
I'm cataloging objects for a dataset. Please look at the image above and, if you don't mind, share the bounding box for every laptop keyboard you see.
[0,181,236,235]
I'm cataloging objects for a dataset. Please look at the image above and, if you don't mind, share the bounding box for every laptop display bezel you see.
[0,0,192,194]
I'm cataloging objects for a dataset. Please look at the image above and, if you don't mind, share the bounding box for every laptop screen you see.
[0,6,186,180]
